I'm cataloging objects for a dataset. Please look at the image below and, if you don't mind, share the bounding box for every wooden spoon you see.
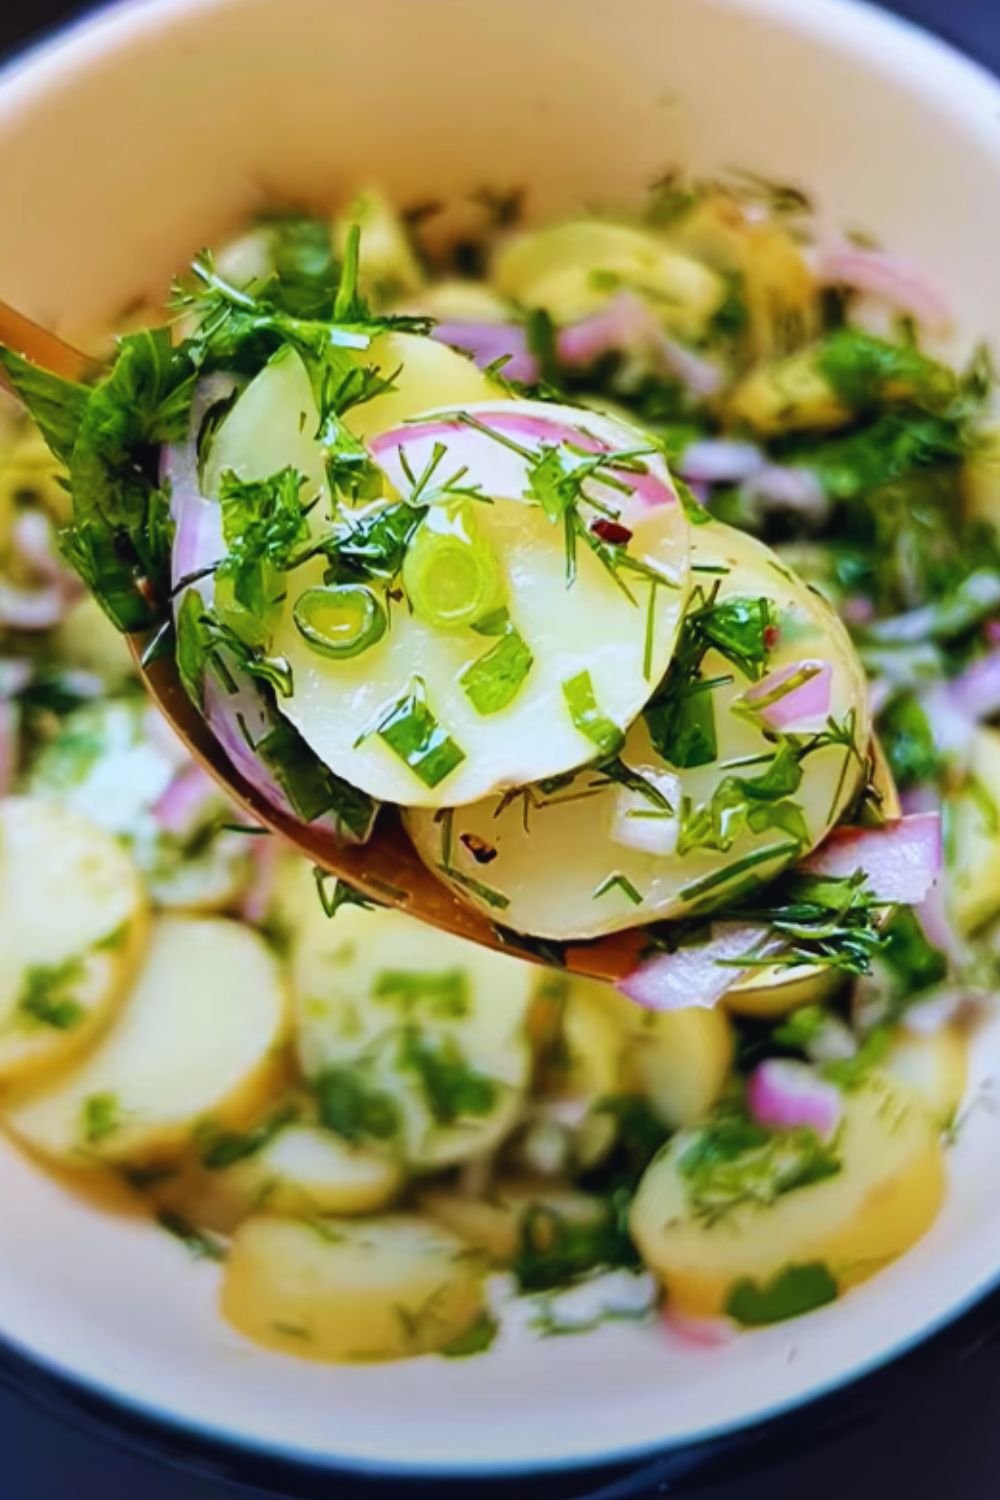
[0,299,897,990]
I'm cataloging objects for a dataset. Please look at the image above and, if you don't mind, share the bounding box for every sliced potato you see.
[631,1075,944,1317]
[334,186,425,302]
[950,726,1000,934]
[0,797,148,1088]
[420,1178,612,1265]
[285,862,534,1168]
[271,399,690,806]
[407,520,869,937]
[153,1122,402,1233]
[727,348,849,435]
[884,1026,968,1128]
[622,1007,733,1129]
[50,595,136,686]
[5,916,289,1166]
[530,977,631,1169]
[493,220,725,339]
[221,1214,487,1362]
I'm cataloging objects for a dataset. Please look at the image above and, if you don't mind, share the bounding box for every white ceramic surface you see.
[2,0,1000,1477]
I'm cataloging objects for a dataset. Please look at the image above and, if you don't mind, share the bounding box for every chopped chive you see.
[562,671,624,758]
[593,871,644,906]
[643,579,658,681]
[679,839,800,902]
[369,678,465,788]
[441,865,511,910]
[461,625,534,715]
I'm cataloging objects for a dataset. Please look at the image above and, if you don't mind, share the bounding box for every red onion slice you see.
[747,1059,843,1137]
[0,580,71,632]
[741,660,832,731]
[948,649,1000,723]
[371,404,676,515]
[239,832,280,926]
[430,321,539,384]
[662,1308,737,1349]
[0,659,32,699]
[151,763,220,838]
[617,923,778,1011]
[815,245,952,336]
[800,813,942,905]
[555,291,657,368]
[678,439,764,487]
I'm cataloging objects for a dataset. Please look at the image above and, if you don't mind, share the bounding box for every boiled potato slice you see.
[631,1075,944,1318]
[50,594,136,686]
[529,977,631,1169]
[285,862,534,1168]
[622,1007,733,1129]
[950,726,1000,934]
[727,348,849,435]
[407,520,869,938]
[884,1026,968,1128]
[5,916,289,1166]
[221,1214,487,1362]
[271,398,690,806]
[493,220,725,340]
[0,797,147,1088]
[153,1122,402,1233]
[420,1178,613,1265]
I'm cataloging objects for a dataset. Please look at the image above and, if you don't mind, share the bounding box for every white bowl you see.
[2,0,1000,1480]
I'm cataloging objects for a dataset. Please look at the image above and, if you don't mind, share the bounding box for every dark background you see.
[1,1,999,1496]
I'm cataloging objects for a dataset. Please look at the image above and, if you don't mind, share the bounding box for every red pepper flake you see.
[590,519,633,546]
[387,587,404,602]
[763,623,780,649]
[460,832,498,865]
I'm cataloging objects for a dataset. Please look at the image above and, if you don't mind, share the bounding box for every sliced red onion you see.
[922,680,974,765]
[815,245,951,336]
[742,660,832,731]
[678,439,764,487]
[617,923,778,1012]
[948,650,1000,723]
[801,813,942,905]
[985,619,1000,647]
[842,595,875,628]
[555,291,657,368]
[0,580,70,632]
[654,333,724,399]
[10,508,76,592]
[867,677,893,719]
[239,831,279,925]
[747,1059,843,1138]
[0,697,18,797]
[202,671,295,819]
[0,658,32,699]
[903,988,966,1036]
[151,763,219,838]
[430,321,539,384]
[371,403,676,515]
[743,465,829,525]
[662,1308,737,1349]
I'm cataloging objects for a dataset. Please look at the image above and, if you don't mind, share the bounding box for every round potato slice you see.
[0,797,148,1089]
[284,861,534,1169]
[622,1007,734,1129]
[221,1214,488,1363]
[152,1121,402,1234]
[493,220,724,338]
[884,1026,968,1128]
[630,1075,944,1319]
[420,1178,614,1266]
[4,916,289,1167]
[406,520,870,938]
[271,399,690,806]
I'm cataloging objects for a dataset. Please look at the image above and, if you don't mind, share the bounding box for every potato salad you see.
[0,174,996,1359]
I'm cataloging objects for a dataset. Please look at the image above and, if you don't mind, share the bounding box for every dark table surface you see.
[2,1,1000,1495]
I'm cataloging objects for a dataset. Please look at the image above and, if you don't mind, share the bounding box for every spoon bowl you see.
[0,295,898,989]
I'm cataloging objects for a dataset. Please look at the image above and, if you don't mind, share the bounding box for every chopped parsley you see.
[313,1065,402,1145]
[512,1194,639,1292]
[214,465,310,644]
[81,1092,123,1145]
[367,677,466,788]
[725,1262,838,1326]
[17,958,85,1030]
[396,1030,497,1126]
[155,1210,227,1263]
[461,621,534,715]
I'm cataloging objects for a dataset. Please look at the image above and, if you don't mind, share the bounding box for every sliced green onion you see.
[402,499,505,631]
[561,670,624,758]
[461,626,534,715]
[372,677,465,788]
[293,584,387,660]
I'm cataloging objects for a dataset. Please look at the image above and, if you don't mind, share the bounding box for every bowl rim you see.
[2,0,1000,1481]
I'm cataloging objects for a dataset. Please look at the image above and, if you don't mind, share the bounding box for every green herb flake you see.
[313,1066,402,1144]
[592,871,644,907]
[369,678,466,788]
[461,625,534,715]
[81,1092,123,1145]
[562,671,624,758]
[725,1262,838,1327]
[17,958,86,1031]
[155,1210,227,1263]
[396,1030,498,1126]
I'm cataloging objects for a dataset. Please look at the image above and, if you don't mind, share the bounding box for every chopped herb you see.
[440,1311,499,1358]
[155,1210,227,1263]
[373,968,470,1018]
[313,1065,402,1144]
[215,465,309,644]
[196,1104,297,1170]
[593,871,644,906]
[396,1029,498,1125]
[562,671,624,757]
[512,1193,639,1292]
[725,1262,838,1326]
[17,958,85,1030]
[81,1092,123,1145]
[461,623,534,714]
[368,677,466,788]
[677,1109,841,1226]
[313,869,378,919]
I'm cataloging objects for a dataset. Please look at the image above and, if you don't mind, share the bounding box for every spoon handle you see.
[0,299,90,388]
